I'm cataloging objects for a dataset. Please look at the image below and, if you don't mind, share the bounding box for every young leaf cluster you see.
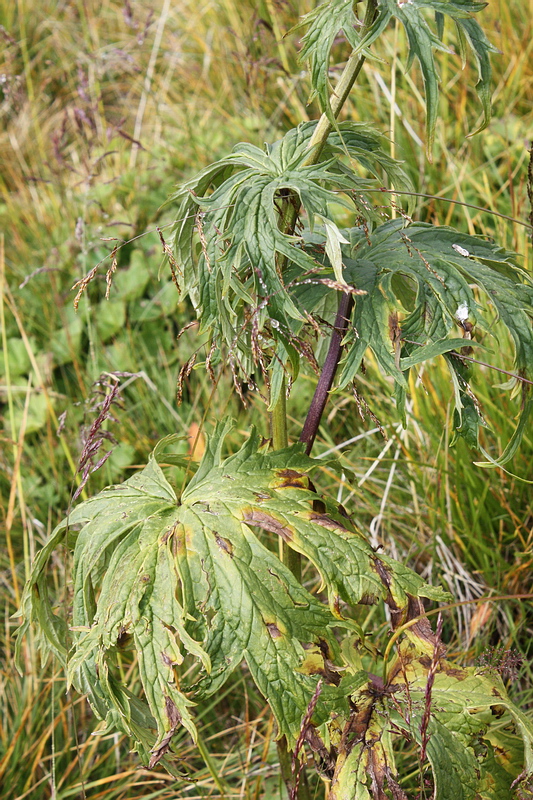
[296,0,498,153]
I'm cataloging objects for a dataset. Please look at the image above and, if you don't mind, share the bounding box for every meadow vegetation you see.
[1,0,532,797]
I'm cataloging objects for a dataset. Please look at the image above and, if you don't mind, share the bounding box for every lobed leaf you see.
[331,219,533,450]
[295,0,498,157]
[17,423,443,763]
[291,0,367,116]
[389,657,533,799]
[331,646,533,799]
[16,424,533,791]
[169,122,411,380]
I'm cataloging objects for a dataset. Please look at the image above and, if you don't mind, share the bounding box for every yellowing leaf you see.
[17,422,441,763]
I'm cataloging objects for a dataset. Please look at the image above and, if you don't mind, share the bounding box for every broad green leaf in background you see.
[0,336,32,377]
[49,307,83,367]
[96,299,126,342]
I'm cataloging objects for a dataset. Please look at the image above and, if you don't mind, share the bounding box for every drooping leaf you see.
[365,1,497,154]
[169,121,411,381]
[17,422,444,765]
[331,220,533,450]
[474,394,533,473]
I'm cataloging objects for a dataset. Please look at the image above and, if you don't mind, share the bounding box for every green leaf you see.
[17,422,442,763]
[335,220,532,450]
[12,392,54,436]
[369,2,497,155]
[330,714,403,800]
[296,0,497,156]
[169,122,412,381]
[15,518,70,673]
[474,394,533,473]
[292,0,366,117]
[391,665,533,799]
[113,251,151,300]
[96,300,126,342]
[329,650,533,799]
[457,15,497,137]
[17,425,532,791]
[50,307,83,367]
[0,336,32,377]
[320,216,351,286]
[399,336,486,369]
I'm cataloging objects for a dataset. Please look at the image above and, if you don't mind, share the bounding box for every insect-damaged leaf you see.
[17,422,443,767]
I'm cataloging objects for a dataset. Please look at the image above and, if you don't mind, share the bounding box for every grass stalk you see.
[1,236,23,605]
[271,376,289,451]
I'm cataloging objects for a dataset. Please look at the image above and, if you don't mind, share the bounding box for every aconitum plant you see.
[17,2,533,798]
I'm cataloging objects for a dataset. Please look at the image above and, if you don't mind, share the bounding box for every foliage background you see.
[0,0,532,797]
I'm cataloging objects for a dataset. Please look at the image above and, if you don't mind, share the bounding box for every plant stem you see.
[271,380,302,580]
[304,0,378,165]
[270,10,377,793]
[271,376,289,450]
[269,0,377,449]
[271,6,377,251]
[299,293,355,455]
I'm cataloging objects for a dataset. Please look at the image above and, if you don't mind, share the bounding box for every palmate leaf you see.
[17,422,444,769]
[295,0,497,156]
[329,219,533,456]
[17,425,533,793]
[169,121,411,376]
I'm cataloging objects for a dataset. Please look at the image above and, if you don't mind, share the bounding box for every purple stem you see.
[299,292,355,455]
